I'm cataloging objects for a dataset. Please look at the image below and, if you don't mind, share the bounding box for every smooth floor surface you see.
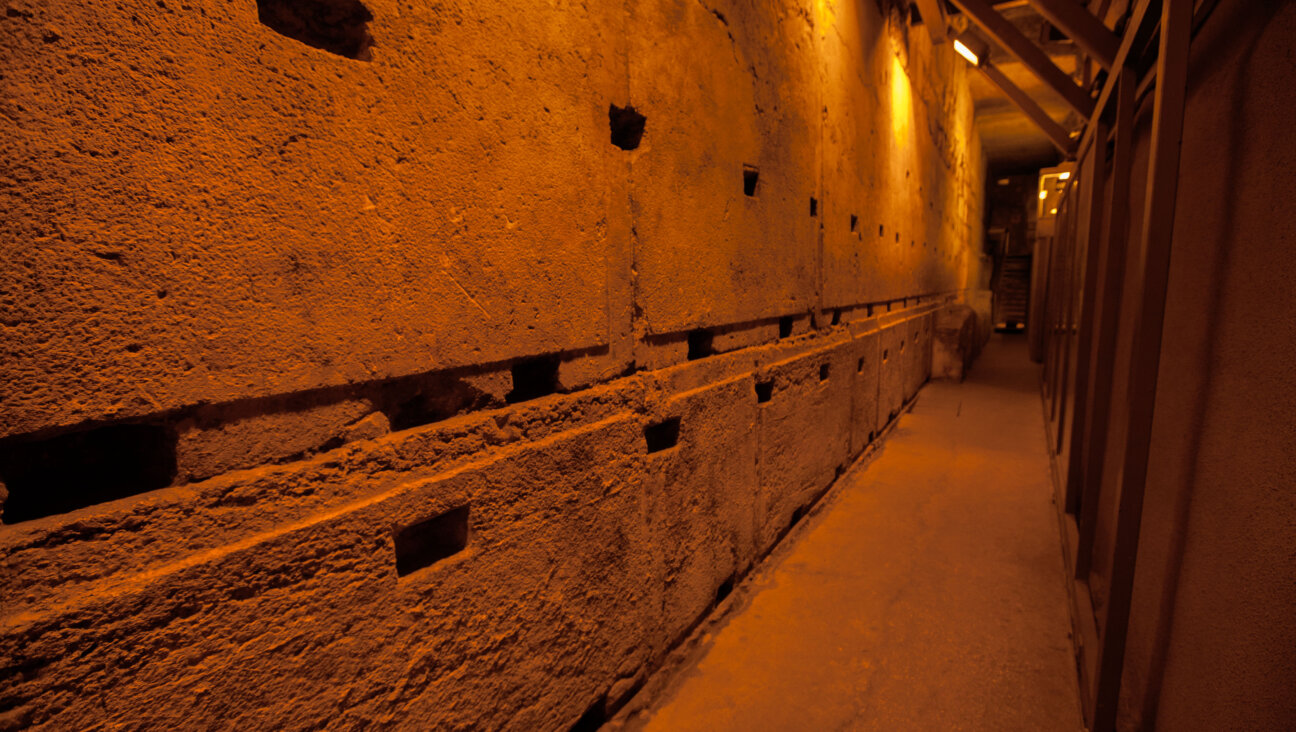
[634,335,1083,731]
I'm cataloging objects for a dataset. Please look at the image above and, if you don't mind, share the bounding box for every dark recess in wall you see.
[608,104,646,150]
[393,505,470,577]
[256,0,375,60]
[809,197,818,216]
[715,574,735,604]
[506,356,560,403]
[385,375,492,431]
[687,329,714,360]
[0,424,177,524]
[755,380,774,403]
[644,417,681,453]
[568,694,608,732]
[778,316,794,338]
[819,364,830,382]
[743,165,759,196]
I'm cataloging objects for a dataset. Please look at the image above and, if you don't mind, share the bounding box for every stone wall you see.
[0,0,983,727]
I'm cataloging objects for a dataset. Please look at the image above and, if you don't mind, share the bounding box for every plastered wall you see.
[0,0,983,727]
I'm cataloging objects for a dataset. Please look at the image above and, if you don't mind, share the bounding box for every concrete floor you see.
[631,335,1083,731]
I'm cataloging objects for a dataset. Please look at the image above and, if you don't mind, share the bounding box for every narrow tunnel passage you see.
[2,0,1293,729]
[621,335,1081,730]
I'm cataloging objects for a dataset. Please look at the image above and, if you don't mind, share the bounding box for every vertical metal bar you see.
[1048,187,1075,423]
[1064,121,1110,511]
[1076,73,1135,580]
[1054,175,1086,453]
[1092,0,1193,728]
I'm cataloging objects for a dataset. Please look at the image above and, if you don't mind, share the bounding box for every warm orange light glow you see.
[1058,171,1071,181]
[1039,190,1048,200]
[890,55,913,148]
[953,39,981,66]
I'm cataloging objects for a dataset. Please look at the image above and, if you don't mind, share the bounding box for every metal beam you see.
[1076,0,1154,164]
[1027,0,1119,70]
[913,0,949,43]
[948,0,1096,118]
[1092,0,1193,728]
[979,61,1076,155]
[1074,71,1135,584]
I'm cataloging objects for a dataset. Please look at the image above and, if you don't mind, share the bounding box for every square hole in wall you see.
[608,104,646,150]
[819,364,830,382]
[831,309,842,326]
[755,380,774,403]
[644,417,681,453]
[394,504,470,577]
[743,165,759,196]
[778,316,793,339]
[687,329,713,360]
[507,356,560,403]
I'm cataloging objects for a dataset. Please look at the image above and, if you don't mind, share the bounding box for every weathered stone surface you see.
[630,0,821,335]
[879,322,906,424]
[754,337,854,552]
[932,305,977,382]
[175,399,377,483]
[0,0,627,438]
[0,0,986,727]
[648,375,759,647]
[849,330,882,458]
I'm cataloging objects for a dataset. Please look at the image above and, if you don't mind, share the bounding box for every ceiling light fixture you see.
[952,31,989,67]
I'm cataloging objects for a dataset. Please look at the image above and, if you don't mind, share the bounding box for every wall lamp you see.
[953,31,989,67]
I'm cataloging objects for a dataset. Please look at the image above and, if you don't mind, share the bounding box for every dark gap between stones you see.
[0,423,176,524]
[687,329,713,360]
[393,504,469,577]
[506,356,560,403]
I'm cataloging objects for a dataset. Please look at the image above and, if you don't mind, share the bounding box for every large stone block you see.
[849,331,882,457]
[879,323,905,425]
[0,0,628,438]
[629,0,820,334]
[0,416,659,731]
[753,338,854,552]
[932,304,977,382]
[647,375,759,648]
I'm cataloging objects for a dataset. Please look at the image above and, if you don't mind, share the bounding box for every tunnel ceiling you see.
[926,0,1090,173]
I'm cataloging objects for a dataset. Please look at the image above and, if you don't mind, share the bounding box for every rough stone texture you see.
[0,0,985,727]
[175,399,378,483]
[847,331,882,457]
[932,304,977,382]
[753,338,854,553]
[1,0,628,438]
[627,337,1082,731]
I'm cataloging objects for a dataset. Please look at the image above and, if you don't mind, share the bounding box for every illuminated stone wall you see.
[0,0,983,727]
